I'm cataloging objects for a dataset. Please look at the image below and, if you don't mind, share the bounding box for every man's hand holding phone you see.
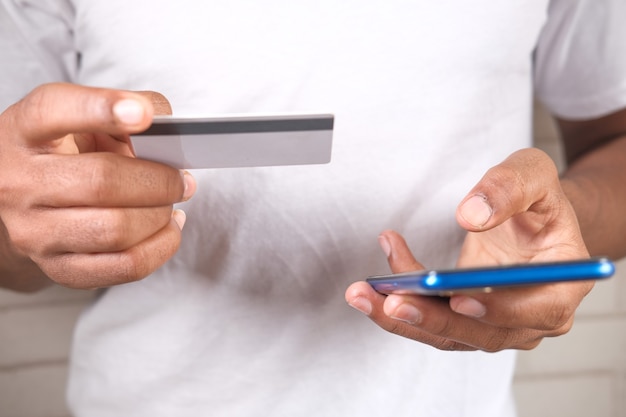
[346,149,601,352]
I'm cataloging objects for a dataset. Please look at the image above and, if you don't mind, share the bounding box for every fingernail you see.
[378,234,391,257]
[348,296,372,316]
[459,195,492,228]
[113,98,145,125]
[451,297,486,318]
[391,304,422,324]
[172,209,187,230]
[181,170,196,201]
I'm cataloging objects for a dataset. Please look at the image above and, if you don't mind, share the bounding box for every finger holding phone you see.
[0,83,196,291]
[345,148,598,351]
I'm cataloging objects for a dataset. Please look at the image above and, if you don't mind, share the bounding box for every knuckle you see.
[90,211,128,249]
[117,235,177,283]
[484,163,522,190]
[115,253,146,283]
[481,329,515,352]
[117,247,159,283]
[539,300,576,330]
[86,155,121,198]
[515,338,543,351]
[433,339,469,352]
[17,86,48,128]
[481,164,527,209]
[429,315,458,338]
[383,319,410,338]
[548,319,574,337]
[8,229,35,255]
[381,319,473,352]
[24,84,49,108]
[5,221,46,258]
[34,254,79,288]
[21,84,83,128]
[381,316,426,342]
[482,329,548,352]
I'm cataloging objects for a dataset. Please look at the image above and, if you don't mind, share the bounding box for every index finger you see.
[20,153,195,208]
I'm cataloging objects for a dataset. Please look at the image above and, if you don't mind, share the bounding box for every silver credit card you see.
[130,113,334,169]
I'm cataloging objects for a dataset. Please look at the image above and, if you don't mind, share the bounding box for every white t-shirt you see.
[1,1,625,416]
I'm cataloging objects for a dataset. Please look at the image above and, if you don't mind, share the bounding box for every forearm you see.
[0,220,51,292]
[561,135,626,259]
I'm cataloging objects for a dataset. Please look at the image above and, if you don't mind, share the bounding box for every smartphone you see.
[130,113,334,169]
[366,257,615,296]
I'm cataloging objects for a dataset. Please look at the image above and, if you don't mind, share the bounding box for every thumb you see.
[456,148,561,232]
[4,83,155,146]
[379,230,425,273]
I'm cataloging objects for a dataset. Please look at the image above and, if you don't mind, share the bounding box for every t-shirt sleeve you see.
[534,0,626,120]
[0,0,76,111]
